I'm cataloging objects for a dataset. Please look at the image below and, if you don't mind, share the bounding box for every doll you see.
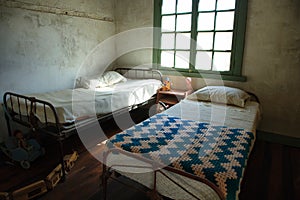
[162,77,171,91]
[14,130,33,152]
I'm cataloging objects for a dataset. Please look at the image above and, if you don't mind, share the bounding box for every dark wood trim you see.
[257,130,300,148]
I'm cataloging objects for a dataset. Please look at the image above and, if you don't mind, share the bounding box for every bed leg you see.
[147,171,163,200]
[102,163,108,200]
[4,111,12,136]
[147,190,163,200]
[58,138,66,182]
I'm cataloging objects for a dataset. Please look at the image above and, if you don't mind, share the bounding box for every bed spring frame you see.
[100,148,225,200]
[2,68,163,181]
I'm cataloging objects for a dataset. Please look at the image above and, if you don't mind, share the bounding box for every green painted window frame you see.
[153,0,248,81]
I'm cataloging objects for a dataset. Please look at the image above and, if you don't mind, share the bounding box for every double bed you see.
[100,86,261,200]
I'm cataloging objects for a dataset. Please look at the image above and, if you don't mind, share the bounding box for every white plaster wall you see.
[0,0,115,141]
[241,0,300,138]
[114,0,300,138]
[114,0,154,67]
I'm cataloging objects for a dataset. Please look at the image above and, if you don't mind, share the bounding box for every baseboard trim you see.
[256,130,300,148]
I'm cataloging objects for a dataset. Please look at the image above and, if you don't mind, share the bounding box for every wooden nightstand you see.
[156,89,193,110]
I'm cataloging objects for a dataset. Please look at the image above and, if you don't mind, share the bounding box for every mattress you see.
[164,99,261,133]
[8,79,162,124]
[102,99,261,200]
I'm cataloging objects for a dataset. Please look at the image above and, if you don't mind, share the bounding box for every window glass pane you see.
[212,52,231,71]
[176,14,192,31]
[215,11,234,30]
[198,0,216,11]
[176,33,191,49]
[162,15,176,31]
[156,0,247,76]
[161,33,175,49]
[198,13,215,31]
[195,51,212,70]
[161,51,174,68]
[162,0,176,14]
[197,32,214,50]
[175,51,190,69]
[177,0,192,13]
[217,0,236,10]
[214,32,233,50]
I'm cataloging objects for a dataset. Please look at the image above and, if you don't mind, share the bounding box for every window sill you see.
[158,69,247,82]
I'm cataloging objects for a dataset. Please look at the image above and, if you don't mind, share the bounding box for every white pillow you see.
[75,76,107,89]
[102,71,127,85]
[187,86,250,107]
[75,71,127,89]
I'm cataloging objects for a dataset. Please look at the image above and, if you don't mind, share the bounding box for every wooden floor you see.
[240,140,300,200]
[0,107,299,200]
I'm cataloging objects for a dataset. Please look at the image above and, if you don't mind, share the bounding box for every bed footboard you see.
[101,148,225,200]
[3,92,62,135]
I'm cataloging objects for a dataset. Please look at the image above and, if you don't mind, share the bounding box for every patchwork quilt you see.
[108,114,255,200]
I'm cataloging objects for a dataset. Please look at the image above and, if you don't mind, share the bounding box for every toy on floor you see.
[0,130,45,169]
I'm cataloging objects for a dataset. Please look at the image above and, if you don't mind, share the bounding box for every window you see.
[153,0,248,81]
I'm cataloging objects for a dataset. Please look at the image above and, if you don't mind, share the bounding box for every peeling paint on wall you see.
[0,0,116,140]
[0,0,114,22]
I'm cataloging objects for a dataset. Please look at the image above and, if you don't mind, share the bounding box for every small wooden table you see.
[156,89,193,110]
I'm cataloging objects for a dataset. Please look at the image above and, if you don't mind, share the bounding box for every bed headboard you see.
[114,68,163,82]
[246,91,260,103]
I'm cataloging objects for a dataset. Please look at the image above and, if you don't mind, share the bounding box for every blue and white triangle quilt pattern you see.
[108,113,254,199]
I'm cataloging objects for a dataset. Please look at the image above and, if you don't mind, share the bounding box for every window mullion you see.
[189,0,199,72]
[231,0,248,76]
[173,0,178,69]
[153,0,162,67]
[210,0,219,71]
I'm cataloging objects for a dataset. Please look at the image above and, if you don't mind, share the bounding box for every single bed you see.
[2,68,162,177]
[100,86,261,200]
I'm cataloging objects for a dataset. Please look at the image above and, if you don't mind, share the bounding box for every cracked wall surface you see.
[0,0,115,140]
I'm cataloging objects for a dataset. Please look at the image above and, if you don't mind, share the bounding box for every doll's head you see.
[13,130,24,140]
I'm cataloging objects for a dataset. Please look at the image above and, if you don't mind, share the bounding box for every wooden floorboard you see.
[0,133,85,192]
[39,149,102,200]
[240,141,300,200]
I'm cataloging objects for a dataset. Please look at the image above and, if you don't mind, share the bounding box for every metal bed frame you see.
[99,91,260,200]
[101,148,225,200]
[2,68,163,180]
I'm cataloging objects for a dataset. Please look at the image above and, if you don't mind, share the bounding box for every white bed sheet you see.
[164,99,261,134]
[104,99,261,200]
[9,79,161,124]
